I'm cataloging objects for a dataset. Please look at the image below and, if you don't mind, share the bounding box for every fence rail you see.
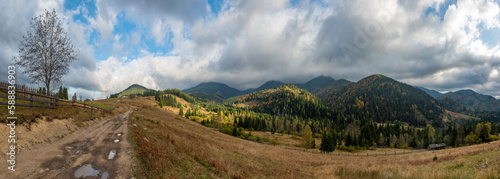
[0,82,107,112]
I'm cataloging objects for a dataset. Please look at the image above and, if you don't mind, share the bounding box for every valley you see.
[123,97,500,178]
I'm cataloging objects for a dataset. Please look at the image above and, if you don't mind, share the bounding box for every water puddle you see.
[66,141,89,155]
[117,133,122,137]
[108,150,116,160]
[74,164,99,178]
[70,149,83,154]
[101,172,109,179]
[113,139,120,143]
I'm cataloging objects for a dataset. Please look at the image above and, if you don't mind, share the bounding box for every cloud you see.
[2,0,500,100]
[88,1,117,42]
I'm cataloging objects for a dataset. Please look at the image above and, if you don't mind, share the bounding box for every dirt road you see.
[1,109,134,179]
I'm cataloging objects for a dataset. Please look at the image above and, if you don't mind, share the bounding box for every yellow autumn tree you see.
[302,125,315,148]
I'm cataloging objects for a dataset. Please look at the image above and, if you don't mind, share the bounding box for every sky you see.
[0,0,500,100]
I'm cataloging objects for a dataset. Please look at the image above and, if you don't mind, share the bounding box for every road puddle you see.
[74,164,99,178]
[101,172,109,179]
[66,141,90,155]
[117,133,122,137]
[114,139,120,143]
[108,150,116,160]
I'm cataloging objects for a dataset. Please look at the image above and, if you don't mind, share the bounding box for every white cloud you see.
[2,0,500,99]
[88,0,117,42]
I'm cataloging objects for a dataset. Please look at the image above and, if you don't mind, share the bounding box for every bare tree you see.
[13,9,77,95]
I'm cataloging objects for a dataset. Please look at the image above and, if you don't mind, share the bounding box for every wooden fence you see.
[0,82,107,112]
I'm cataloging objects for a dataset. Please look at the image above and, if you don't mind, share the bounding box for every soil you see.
[0,109,133,179]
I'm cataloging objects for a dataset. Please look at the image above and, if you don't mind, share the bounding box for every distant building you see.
[428,143,445,150]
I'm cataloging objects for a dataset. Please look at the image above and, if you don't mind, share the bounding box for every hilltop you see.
[321,74,444,127]
[182,76,353,102]
[112,84,156,98]
[249,80,285,94]
[416,86,445,99]
[227,84,336,119]
[438,89,500,112]
[297,76,336,93]
[183,82,241,100]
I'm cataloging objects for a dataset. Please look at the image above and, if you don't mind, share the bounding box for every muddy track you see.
[1,109,133,179]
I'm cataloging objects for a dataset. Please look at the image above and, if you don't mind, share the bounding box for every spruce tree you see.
[320,132,336,152]
[58,86,63,98]
[63,87,68,99]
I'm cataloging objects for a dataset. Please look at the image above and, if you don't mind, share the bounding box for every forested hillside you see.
[321,74,444,127]
[228,84,338,120]
[183,82,241,99]
[438,90,500,112]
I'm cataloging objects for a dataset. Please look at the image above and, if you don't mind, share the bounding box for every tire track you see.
[1,110,133,179]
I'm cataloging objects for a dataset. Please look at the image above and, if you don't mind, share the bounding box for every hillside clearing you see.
[127,98,500,178]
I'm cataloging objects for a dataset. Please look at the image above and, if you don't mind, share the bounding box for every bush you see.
[238,132,251,139]
[248,135,264,143]
[220,127,233,135]
[433,155,438,161]
[338,145,357,152]
[290,135,301,140]
[262,137,271,143]
[354,146,365,150]
[490,135,500,141]
[465,132,481,144]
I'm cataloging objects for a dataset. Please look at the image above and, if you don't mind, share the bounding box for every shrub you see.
[220,127,233,135]
[238,132,251,139]
[248,135,264,143]
[489,135,500,141]
[338,145,357,152]
[291,135,301,140]
[465,132,481,144]
[433,155,438,161]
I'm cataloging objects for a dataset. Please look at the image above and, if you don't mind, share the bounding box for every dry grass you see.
[0,98,124,156]
[124,98,500,178]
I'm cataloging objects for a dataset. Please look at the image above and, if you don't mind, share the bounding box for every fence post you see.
[30,94,33,111]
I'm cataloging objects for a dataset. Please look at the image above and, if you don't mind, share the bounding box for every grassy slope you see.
[124,98,500,178]
[116,84,155,97]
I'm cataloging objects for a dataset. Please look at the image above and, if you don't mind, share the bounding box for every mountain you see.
[114,84,156,97]
[321,74,444,127]
[182,76,352,102]
[227,84,338,119]
[416,86,444,99]
[297,76,336,93]
[186,92,224,103]
[251,80,285,94]
[438,89,500,112]
[241,88,256,94]
[313,79,353,96]
[183,82,241,99]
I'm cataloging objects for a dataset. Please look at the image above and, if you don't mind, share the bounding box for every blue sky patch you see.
[424,0,457,21]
